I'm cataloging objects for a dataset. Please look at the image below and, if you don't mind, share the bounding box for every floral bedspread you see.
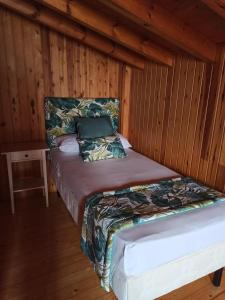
[80,177,225,291]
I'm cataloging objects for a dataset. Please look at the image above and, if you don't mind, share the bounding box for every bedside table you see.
[0,142,49,214]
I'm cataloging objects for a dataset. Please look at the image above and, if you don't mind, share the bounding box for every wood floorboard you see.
[1,193,225,300]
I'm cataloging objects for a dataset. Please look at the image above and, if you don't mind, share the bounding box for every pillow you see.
[117,133,132,149]
[78,135,127,162]
[54,134,77,147]
[76,116,114,139]
[54,134,79,153]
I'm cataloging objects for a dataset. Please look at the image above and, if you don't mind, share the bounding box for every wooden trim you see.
[34,0,174,66]
[201,0,225,20]
[0,0,145,69]
[120,65,132,138]
[97,0,217,62]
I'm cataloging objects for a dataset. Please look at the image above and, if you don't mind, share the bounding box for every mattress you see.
[112,239,225,300]
[111,200,225,279]
[111,201,225,299]
[50,148,178,224]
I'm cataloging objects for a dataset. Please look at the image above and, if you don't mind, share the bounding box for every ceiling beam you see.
[201,0,225,20]
[34,0,174,67]
[0,0,146,69]
[96,0,218,62]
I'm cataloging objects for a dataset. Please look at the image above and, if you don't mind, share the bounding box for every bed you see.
[45,97,225,300]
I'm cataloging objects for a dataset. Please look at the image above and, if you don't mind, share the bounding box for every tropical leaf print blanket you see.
[80,177,225,291]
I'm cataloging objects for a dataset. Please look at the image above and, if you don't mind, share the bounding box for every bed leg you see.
[212,268,224,287]
[57,190,61,198]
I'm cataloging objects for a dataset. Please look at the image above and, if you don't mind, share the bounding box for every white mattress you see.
[112,240,225,300]
[111,200,225,295]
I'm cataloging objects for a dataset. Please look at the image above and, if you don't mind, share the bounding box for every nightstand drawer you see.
[11,150,42,162]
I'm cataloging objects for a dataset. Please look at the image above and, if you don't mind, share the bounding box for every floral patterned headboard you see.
[44,97,120,148]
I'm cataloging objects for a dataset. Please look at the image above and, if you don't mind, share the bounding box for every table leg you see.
[42,150,49,207]
[40,159,45,196]
[6,153,15,214]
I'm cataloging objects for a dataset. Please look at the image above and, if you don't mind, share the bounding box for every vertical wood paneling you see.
[206,51,225,188]
[129,47,225,192]
[0,8,126,201]
[0,8,123,140]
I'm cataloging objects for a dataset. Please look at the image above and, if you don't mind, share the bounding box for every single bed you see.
[45,97,225,300]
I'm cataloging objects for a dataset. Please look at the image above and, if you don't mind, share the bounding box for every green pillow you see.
[78,135,127,162]
[76,116,114,138]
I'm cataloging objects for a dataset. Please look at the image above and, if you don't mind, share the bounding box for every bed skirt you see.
[111,240,225,300]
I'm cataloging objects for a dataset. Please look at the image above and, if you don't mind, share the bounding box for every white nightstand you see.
[0,142,49,214]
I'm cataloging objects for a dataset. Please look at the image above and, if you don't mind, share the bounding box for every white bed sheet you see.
[111,200,225,298]
[50,148,178,224]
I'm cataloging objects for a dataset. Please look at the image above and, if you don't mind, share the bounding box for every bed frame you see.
[47,97,224,299]
[213,268,224,286]
[112,243,225,300]
[56,185,224,299]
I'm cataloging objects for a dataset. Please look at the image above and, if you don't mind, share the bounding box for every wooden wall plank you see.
[2,9,20,142]
[164,57,182,168]
[23,19,40,141]
[41,27,53,97]
[141,64,151,155]
[0,10,14,143]
[177,59,196,173]
[185,62,205,177]
[155,66,168,162]
[160,63,175,163]
[142,63,151,154]
[32,23,46,141]
[120,65,132,138]
[130,46,225,192]
[149,64,158,159]
[184,62,205,176]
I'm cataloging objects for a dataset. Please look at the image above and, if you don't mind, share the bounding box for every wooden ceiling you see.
[0,0,225,69]
[155,0,225,44]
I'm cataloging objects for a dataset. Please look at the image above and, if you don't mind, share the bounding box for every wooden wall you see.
[0,8,125,201]
[1,6,225,203]
[129,47,225,192]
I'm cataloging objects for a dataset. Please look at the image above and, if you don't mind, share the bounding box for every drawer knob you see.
[25,154,29,158]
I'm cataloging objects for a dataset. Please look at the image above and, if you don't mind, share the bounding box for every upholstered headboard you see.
[44,97,120,148]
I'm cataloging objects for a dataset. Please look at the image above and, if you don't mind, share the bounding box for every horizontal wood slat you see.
[98,0,217,62]
[201,0,225,20]
[34,0,174,66]
[0,0,145,69]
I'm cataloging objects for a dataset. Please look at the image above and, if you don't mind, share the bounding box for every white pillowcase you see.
[117,133,132,149]
[57,134,80,153]
[54,134,76,146]
[56,133,132,153]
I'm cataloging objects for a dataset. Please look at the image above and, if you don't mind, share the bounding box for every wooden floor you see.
[1,193,225,300]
